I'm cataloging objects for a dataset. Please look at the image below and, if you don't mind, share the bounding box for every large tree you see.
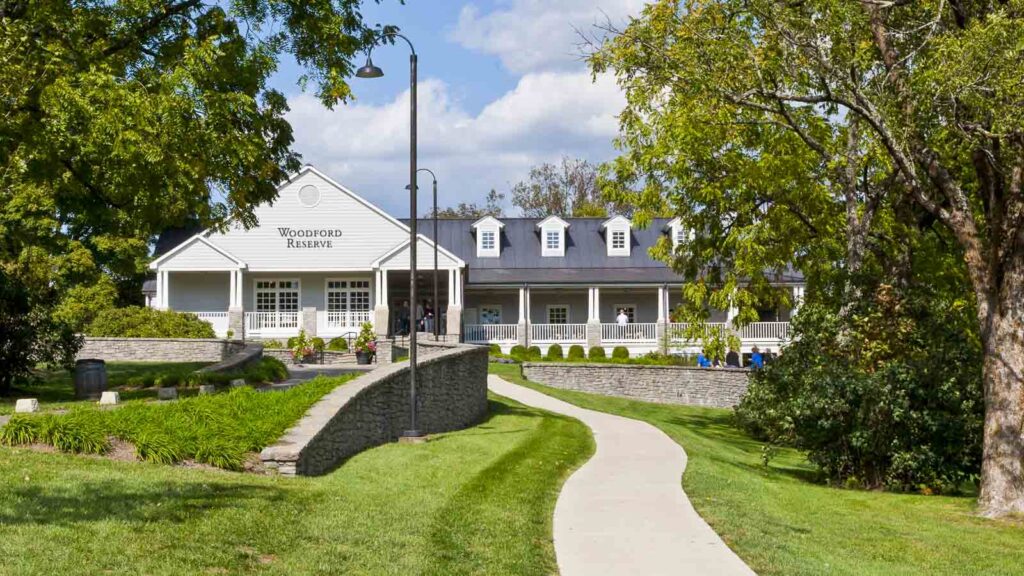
[593,0,1024,516]
[0,1,390,385]
[427,189,505,219]
[511,156,634,217]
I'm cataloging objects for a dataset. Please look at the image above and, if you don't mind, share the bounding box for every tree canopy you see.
[0,0,391,386]
[511,156,635,218]
[593,0,1024,516]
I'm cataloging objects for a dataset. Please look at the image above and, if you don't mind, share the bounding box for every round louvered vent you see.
[298,185,321,207]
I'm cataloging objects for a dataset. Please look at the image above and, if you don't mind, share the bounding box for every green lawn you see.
[0,362,211,415]
[489,362,1024,576]
[0,392,593,575]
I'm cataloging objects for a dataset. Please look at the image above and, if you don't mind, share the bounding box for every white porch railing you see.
[531,323,587,343]
[464,324,519,343]
[665,322,730,342]
[601,322,657,342]
[194,312,229,337]
[245,311,299,334]
[740,321,791,341]
[323,310,372,329]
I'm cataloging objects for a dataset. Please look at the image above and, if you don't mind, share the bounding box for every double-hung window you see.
[326,279,371,326]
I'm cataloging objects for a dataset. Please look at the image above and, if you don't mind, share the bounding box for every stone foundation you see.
[522,362,751,408]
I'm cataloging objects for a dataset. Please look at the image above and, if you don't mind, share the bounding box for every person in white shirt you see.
[616,309,630,325]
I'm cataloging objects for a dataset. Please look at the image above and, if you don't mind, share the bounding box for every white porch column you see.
[517,285,528,347]
[228,269,244,340]
[726,301,739,327]
[159,270,169,310]
[657,285,668,353]
[657,285,667,323]
[229,269,237,307]
[374,268,390,337]
[586,286,602,350]
[792,285,805,315]
[447,267,463,339]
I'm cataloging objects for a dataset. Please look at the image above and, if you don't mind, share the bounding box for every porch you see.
[462,285,800,355]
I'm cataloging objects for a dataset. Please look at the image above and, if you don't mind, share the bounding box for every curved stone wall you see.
[261,341,489,476]
[522,362,751,408]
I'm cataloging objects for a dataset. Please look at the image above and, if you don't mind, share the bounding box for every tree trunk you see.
[977,274,1024,517]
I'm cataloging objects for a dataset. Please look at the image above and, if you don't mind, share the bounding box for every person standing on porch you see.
[750,346,764,369]
[398,301,410,336]
[424,300,434,334]
[616,308,629,325]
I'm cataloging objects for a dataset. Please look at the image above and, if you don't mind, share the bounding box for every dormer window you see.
[537,215,569,257]
[472,216,504,258]
[666,217,689,250]
[545,230,560,250]
[602,215,632,257]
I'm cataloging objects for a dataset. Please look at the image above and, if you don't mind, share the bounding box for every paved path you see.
[488,375,756,576]
[270,364,375,391]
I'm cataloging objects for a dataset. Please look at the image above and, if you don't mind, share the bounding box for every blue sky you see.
[267,0,644,216]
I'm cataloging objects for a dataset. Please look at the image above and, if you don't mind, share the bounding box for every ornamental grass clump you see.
[0,373,354,470]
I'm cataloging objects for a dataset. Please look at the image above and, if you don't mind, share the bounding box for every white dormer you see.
[665,217,690,250]
[601,215,632,257]
[537,215,569,257]
[472,216,504,258]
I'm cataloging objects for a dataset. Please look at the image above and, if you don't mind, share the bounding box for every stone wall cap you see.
[522,361,751,372]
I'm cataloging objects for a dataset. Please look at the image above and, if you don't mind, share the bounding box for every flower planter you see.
[355,351,373,365]
[292,354,317,365]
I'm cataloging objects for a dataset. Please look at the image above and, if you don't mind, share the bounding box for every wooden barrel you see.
[74,359,108,399]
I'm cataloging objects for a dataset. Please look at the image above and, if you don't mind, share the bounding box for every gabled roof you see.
[601,215,632,229]
[536,215,570,229]
[371,233,466,269]
[149,233,246,270]
[471,215,505,229]
[664,217,683,231]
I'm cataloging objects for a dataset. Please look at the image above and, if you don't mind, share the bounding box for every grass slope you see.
[490,362,1024,576]
[0,393,593,575]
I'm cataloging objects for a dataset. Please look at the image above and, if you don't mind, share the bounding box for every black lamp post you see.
[357,33,423,440]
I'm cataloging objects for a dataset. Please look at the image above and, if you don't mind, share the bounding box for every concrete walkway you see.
[270,364,375,391]
[488,375,756,576]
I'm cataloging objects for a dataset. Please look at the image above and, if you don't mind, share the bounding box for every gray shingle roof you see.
[407,217,804,286]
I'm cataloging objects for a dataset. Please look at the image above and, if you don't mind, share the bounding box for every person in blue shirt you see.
[697,349,712,368]
[750,346,764,369]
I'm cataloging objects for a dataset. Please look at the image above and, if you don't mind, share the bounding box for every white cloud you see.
[450,0,646,73]
[286,70,624,214]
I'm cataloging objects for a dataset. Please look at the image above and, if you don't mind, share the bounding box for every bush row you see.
[262,337,350,352]
[84,307,215,339]
[494,345,696,366]
[0,373,354,470]
[112,357,289,389]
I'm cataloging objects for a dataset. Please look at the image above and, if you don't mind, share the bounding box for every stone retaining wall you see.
[197,343,264,374]
[261,341,489,476]
[522,362,751,408]
[261,349,356,365]
[76,338,245,363]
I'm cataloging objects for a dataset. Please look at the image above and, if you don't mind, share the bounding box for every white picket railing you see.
[740,321,791,341]
[464,324,519,343]
[245,311,299,334]
[531,323,587,342]
[194,312,229,337]
[665,322,730,342]
[324,310,372,329]
[601,322,658,342]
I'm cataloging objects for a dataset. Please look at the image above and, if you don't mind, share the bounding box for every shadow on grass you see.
[0,479,286,526]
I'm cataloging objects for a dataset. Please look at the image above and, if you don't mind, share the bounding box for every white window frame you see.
[546,304,570,324]
[479,304,503,325]
[608,229,629,256]
[253,278,301,312]
[543,228,564,257]
[477,229,499,257]
[613,304,637,323]
[324,278,372,313]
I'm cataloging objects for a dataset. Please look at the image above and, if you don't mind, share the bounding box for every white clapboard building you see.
[147,165,804,355]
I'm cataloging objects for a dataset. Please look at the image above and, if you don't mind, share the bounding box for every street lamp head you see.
[355,55,384,78]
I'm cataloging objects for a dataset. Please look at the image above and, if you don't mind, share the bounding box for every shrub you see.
[588,346,606,359]
[0,415,43,445]
[262,339,284,349]
[509,345,527,360]
[310,337,326,352]
[488,344,502,355]
[354,322,377,356]
[526,346,542,360]
[611,346,630,360]
[736,292,983,493]
[242,356,289,384]
[567,345,585,360]
[155,372,184,388]
[85,306,215,339]
[546,344,564,360]
[327,337,349,352]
